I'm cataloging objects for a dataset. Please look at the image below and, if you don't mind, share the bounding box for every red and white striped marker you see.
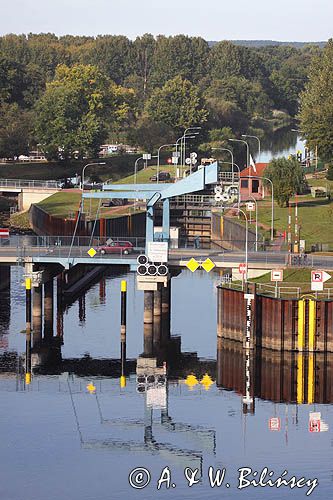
[0,228,9,238]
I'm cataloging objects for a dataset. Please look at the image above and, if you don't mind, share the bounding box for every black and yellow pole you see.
[25,278,32,385]
[120,280,127,388]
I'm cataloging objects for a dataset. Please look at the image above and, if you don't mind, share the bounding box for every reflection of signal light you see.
[137,264,148,275]
[137,254,148,265]
[147,265,157,276]
[157,264,168,276]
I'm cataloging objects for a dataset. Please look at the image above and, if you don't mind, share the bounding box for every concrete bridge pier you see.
[32,285,43,346]
[44,279,54,339]
[161,281,171,345]
[153,287,162,353]
[143,291,154,356]
[0,265,10,292]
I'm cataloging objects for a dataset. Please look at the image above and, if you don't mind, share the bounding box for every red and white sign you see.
[309,413,321,433]
[239,263,247,275]
[246,202,255,212]
[269,417,281,432]
[311,270,331,291]
[271,270,283,282]
[0,228,9,238]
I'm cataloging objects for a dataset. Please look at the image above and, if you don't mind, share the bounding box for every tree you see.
[0,103,32,158]
[34,64,113,159]
[299,39,333,160]
[144,76,208,133]
[127,117,174,152]
[265,157,306,207]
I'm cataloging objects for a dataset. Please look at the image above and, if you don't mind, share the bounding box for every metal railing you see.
[0,179,59,189]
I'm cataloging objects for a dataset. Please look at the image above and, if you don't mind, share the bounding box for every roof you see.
[240,163,268,177]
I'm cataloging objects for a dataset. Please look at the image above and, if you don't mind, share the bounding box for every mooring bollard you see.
[120,280,127,387]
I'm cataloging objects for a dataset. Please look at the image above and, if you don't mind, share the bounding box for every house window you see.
[252,180,259,193]
[241,180,248,188]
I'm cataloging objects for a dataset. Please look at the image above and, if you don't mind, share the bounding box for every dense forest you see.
[0,33,325,161]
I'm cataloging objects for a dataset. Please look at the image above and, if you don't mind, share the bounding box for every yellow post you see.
[307,354,314,404]
[297,353,304,404]
[298,300,305,351]
[308,300,316,352]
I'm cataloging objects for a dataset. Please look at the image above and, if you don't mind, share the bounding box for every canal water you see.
[0,266,332,499]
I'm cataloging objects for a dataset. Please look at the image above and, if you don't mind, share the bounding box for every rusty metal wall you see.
[218,286,333,352]
[217,339,333,404]
[29,204,146,238]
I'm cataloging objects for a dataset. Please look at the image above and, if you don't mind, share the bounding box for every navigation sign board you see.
[0,228,9,237]
[246,202,255,212]
[239,263,247,275]
[311,270,331,291]
[271,270,283,282]
[142,153,151,160]
[147,242,168,263]
[269,417,281,431]
[172,151,181,158]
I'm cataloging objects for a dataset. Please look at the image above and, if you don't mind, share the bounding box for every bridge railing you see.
[0,179,59,189]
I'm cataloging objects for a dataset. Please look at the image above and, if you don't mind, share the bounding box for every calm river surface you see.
[0,266,332,500]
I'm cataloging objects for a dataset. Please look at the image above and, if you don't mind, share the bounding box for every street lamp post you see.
[246,195,258,251]
[182,127,201,170]
[242,134,261,162]
[157,143,176,184]
[176,134,196,177]
[218,160,241,210]
[229,138,250,168]
[81,162,106,190]
[81,161,106,214]
[227,206,249,283]
[212,147,235,183]
[243,175,274,241]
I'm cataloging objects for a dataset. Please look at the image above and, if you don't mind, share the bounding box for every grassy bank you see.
[36,192,142,219]
[0,155,143,181]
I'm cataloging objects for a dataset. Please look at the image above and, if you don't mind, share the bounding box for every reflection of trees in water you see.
[261,127,298,155]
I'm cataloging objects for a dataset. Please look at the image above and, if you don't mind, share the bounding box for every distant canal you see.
[0,266,332,500]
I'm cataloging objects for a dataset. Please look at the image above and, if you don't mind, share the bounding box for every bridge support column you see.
[143,291,154,356]
[162,198,170,241]
[217,286,223,337]
[153,287,162,352]
[161,280,171,344]
[32,285,43,345]
[0,265,10,292]
[44,279,54,339]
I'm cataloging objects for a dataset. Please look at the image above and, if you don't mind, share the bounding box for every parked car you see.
[150,171,171,182]
[97,241,134,255]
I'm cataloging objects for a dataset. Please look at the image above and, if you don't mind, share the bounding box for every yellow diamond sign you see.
[202,258,215,273]
[186,258,200,272]
[87,247,97,257]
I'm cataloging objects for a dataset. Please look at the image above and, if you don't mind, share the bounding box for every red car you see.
[97,241,133,255]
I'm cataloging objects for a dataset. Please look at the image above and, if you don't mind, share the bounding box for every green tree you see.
[265,157,306,207]
[0,103,32,158]
[145,76,208,132]
[34,64,112,160]
[127,117,174,152]
[299,39,333,160]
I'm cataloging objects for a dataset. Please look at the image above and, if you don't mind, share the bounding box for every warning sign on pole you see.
[311,270,331,291]
[239,263,247,275]
[269,417,281,431]
[271,270,283,282]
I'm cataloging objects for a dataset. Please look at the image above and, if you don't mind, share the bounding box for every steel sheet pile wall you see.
[217,286,333,352]
[29,204,146,238]
[217,340,333,404]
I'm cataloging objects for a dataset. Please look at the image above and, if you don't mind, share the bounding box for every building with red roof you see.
[239,162,269,200]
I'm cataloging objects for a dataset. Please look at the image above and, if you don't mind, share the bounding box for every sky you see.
[0,0,331,42]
